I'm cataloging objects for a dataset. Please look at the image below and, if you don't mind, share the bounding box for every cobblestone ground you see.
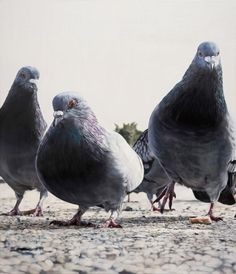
[0,184,235,274]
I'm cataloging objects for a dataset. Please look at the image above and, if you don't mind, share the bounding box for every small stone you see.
[41,259,54,271]
[28,264,42,274]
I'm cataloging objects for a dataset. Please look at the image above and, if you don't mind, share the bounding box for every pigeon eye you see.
[68,99,78,109]
[198,51,203,57]
[20,73,26,79]
[217,51,220,56]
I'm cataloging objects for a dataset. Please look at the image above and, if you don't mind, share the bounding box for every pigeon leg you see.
[168,188,176,211]
[152,183,176,213]
[153,186,168,204]
[20,190,48,217]
[33,190,47,217]
[50,207,95,227]
[207,203,223,221]
[100,210,122,228]
[159,182,176,214]
[2,193,23,216]
[147,193,161,211]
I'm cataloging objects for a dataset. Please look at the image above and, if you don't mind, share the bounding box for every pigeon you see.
[149,42,235,221]
[36,92,144,227]
[132,129,176,212]
[0,66,48,216]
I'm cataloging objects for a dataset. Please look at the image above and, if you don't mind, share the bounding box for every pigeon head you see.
[52,92,93,127]
[13,66,40,93]
[194,42,221,71]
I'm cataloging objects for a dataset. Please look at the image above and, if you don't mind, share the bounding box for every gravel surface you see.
[0,184,235,274]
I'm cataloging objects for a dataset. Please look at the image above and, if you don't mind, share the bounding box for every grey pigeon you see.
[149,42,235,221]
[133,129,176,212]
[36,92,144,227]
[0,66,47,216]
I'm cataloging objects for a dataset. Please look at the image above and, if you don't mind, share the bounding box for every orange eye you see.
[68,99,78,109]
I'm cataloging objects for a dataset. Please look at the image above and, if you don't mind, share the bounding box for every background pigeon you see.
[0,66,47,216]
[132,129,176,212]
[149,42,235,221]
[36,92,144,227]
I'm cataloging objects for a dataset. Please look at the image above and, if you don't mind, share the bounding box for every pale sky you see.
[0,0,236,130]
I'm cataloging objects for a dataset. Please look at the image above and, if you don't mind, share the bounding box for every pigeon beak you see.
[204,56,220,70]
[53,110,64,127]
[29,79,39,85]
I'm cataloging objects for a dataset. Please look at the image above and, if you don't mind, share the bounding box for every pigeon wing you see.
[133,129,155,174]
[105,131,144,193]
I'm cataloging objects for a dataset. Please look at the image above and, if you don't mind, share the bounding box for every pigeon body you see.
[0,66,47,216]
[193,160,236,205]
[36,92,144,227]
[149,42,235,218]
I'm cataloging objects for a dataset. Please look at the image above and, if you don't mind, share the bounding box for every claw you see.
[99,219,122,228]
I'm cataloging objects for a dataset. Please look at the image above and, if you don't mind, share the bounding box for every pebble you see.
[28,264,42,274]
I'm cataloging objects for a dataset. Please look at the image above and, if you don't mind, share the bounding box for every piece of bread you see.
[189,216,212,224]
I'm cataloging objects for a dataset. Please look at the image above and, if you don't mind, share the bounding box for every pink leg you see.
[207,203,223,222]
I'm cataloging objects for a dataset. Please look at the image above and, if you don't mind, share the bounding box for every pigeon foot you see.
[50,218,95,227]
[152,205,175,212]
[208,213,223,222]
[1,208,22,216]
[50,210,95,227]
[100,219,122,228]
[20,206,43,217]
[207,202,223,222]
[153,182,176,213]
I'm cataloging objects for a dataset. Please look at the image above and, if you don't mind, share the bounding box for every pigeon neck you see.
[1,86,45,128]
[65,109,106,148]
[166,66,227,128]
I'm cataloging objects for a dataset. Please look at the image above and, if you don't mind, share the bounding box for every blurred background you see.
[0,0,236,131]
